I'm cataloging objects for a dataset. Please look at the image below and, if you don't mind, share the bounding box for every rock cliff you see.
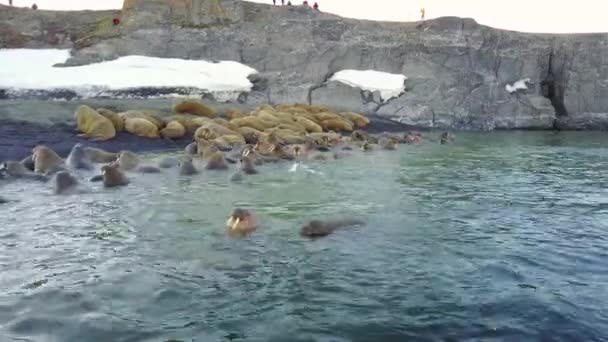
[1,0,608,130]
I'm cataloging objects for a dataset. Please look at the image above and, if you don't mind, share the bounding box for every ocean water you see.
[0,131,607,341]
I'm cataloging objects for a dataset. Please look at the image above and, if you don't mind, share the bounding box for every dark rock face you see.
[1,1,608,130]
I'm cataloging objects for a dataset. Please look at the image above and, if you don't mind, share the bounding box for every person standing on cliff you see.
[8,0,13,6]
[420,7,425,20]
[281,0,285,5]
[313,2,319,10]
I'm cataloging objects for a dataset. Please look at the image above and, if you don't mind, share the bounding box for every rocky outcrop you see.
[1,1,608,130]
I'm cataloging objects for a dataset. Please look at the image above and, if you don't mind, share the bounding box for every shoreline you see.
[0,115,421,162]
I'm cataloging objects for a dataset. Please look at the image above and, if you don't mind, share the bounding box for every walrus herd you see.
[1,102,456,239]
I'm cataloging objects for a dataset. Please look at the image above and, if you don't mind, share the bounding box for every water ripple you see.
[1,131,608,340]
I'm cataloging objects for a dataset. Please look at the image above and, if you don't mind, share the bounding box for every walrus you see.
[184,142,198,155]
[379,138,397,151]
[197,140,221,160]
[403,132,423,145]
[83,147,118,163]
[351,130,369,142]
[115,151,139,171]
[179,157,199,176]
[300,218,366,238]
[51,171,79,195]
[32,145,64,174]
[225,208,258,236]
[204,152,229,170]
[0,161,48,181]
[440,132,455,145]
[101,165,129,188]
[361,141,373,152]
[66,143,93,170]
[239,155,258,175]
[158,156,179,169]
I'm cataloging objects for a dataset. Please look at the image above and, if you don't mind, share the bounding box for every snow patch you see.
[506,78,531,94]
[329,69,407,101]
[0,49,258,101]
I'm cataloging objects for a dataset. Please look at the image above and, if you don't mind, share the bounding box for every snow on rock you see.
[506,78,531,94]
[0,49,258,101]
[329,69,407,101]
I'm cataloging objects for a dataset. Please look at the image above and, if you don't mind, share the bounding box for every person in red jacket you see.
[302,0,308,6]
[313,2,319,10]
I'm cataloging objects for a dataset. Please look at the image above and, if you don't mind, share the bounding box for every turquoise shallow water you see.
[1,131,608,341]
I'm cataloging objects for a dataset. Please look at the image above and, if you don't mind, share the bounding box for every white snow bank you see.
[0,49,258,100]
[506,78,531,93]
[329,69,407,101]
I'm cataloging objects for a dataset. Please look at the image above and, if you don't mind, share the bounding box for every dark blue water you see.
[1,131,607,341]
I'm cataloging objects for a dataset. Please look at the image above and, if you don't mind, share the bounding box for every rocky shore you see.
[0,99,415,161]
[1,0,608,130]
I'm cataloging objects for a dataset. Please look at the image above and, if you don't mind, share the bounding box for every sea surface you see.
[0,131,607,341]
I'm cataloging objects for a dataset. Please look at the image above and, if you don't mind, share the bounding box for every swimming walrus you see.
[300,218,366,238]
[440,132,455,145]
[184,142,198,156]
[51,171,79,195]
[225,208,258,236]
[114,151,139,171]
[101,164,129,188]
[66,143,93,170]
[178,157,199,176]
[204,152,229,170]
[83,147,117,163]
[0,161,48,181]
[158,156,179,169]
[32,145,65,175]
[379,137,397,151]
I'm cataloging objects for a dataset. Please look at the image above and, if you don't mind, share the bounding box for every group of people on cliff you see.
[272,0,320,10]
[7,1,38,9]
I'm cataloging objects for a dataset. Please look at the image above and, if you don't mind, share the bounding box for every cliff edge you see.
[2,0,608,130]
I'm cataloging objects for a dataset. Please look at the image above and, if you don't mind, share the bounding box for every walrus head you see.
[225,208,256,231]
[300,220,326,237]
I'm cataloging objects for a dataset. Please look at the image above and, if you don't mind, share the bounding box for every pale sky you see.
[5,0,608,33]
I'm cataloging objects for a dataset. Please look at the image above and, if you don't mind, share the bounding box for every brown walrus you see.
[225,208,258,236]
[51,171,79,195]
[300,218,366,238]
[101,165,129,188]
[32,145,64,174]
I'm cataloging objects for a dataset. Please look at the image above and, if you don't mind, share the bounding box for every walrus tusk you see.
[231,217,240,230]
